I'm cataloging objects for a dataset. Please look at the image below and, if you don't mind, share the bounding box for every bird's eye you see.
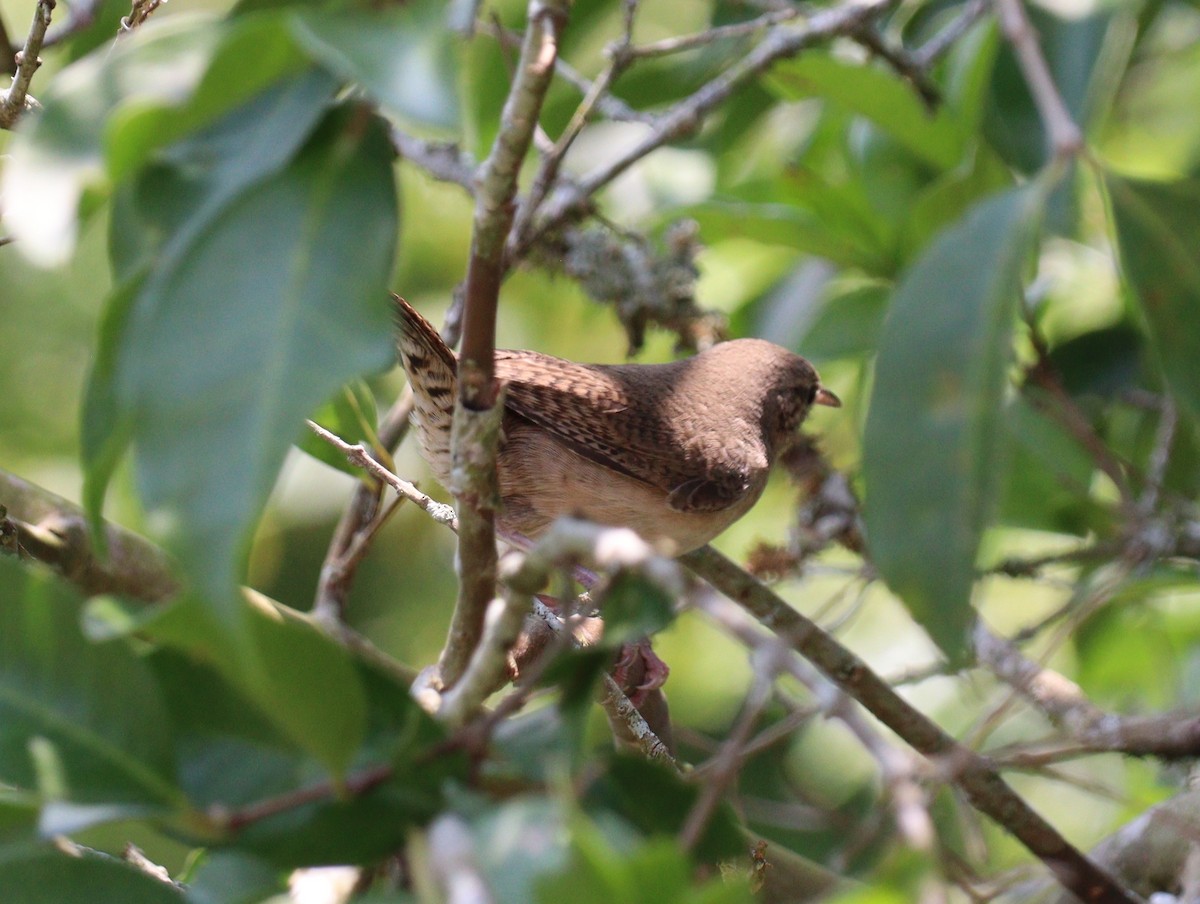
[805,383,818,406]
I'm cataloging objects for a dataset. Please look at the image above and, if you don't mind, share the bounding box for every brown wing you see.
[495,350,758,514]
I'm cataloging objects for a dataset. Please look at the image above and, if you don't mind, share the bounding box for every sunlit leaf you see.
[767,54,965,170]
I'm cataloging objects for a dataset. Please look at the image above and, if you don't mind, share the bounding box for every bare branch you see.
[0,0,54,130]
[993,0,1084,160]
[976,623,1200,760]
[391,131,476,191]
[305,420,458,533]
[1,468,177,602]
[681,544,1139,904]
[118,0,165,36]
[528,0,900,243]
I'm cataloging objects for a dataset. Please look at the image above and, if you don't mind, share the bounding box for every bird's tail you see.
[391,295,456,487]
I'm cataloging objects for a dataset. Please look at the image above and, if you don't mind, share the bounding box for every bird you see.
[393,296,841,555]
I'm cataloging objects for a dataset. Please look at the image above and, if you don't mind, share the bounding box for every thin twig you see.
[992,0,1084,160]
[525,0,900,249]
[976,622,1200,760]
[305,420,458,531]
[850,24,941,109]
[679,639,785,851]
[1023,322,1136,513]
[118,0,165,35]
[1137,397,1176,519]
[509,2,638,253]
[620,6,799,60]
[682,545,1139,904]
[0,0,54,130]
[391,131,476,190]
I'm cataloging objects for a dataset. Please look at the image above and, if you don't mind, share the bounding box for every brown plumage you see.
[393,296,840,554]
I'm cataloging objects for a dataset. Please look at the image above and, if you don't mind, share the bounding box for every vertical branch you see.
[439,0,569,688]
[993,0,1084,160]
[0,0,54,130]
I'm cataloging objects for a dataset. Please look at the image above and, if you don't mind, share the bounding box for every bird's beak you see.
[814,386,841,408]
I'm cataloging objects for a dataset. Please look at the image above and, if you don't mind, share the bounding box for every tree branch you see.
[1,468,177,602]
[441,0,569,692]
[526,0,900,245]
[0,0,54,130]
[992,0,1084,160]
[975,623,1200,760]
[681,544,1140,904]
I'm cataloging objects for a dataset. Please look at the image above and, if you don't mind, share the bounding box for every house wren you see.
[394,297,840,555]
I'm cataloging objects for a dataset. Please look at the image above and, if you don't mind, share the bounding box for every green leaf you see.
[588,756,745,865]
[1108,176,1200,424]
[0,15,308,266]
[291,2,460,130]
[184,851,285,904]
[997,398,1101,536]
[680,200,876,271]
[0,792,39,845]
[0,848,184,904]
[863,183,1047,662]
[766,54,965,171]
[94,592,370,778]
[599,572,675,647]
[298,380,382,476]
[106,107,396,624]
[0,560,182,814]
[792,283,890,363]
[85,70,339,536]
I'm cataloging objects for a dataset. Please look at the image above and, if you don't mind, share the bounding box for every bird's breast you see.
[497,425,767,554]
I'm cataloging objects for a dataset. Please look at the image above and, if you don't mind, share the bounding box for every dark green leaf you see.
[985,8,1124,174]
[291,3,460,130]
[184,851,285,904]
[92,592,370,779]
[0,560,182,814]
[588,756,745,865]
[997,398,1102,535]
[863,183,1046,662]
[793,283,890,363]
[104,107,397,626]
[1108,176,1200,424]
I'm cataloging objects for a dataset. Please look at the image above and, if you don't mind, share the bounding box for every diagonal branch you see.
[524,0,900,248]
[681,544,1140,904]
